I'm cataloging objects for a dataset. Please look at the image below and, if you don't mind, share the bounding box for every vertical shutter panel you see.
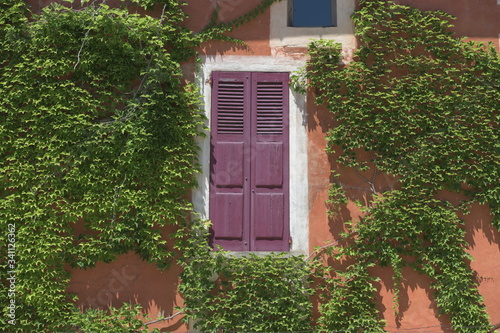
[213,193,244,239]
[254,193,284,239]
[251,72,290,251]
[255,142,283,187]
[210,72,251,251]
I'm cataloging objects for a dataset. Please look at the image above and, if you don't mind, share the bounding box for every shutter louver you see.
[256,82,284,135]
[217,81,245,135]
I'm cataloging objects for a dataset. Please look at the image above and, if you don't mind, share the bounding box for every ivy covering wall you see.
[0,0,206,330]
[300,0,499,331]
[178,219,313,332]
[0,0,290,331]
[1,0,499,331]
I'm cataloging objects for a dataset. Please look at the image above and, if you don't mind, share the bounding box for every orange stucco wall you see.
[67,252,185,332]
[394,0,500,50]
[21,0,499,330]
[306,1,500,330]
[183,0,272,56]
[56,2,273,331]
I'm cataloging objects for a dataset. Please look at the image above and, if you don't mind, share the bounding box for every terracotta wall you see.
[307,0,500,330]
[306,0,500,330]
[183,0,272,56]
[21,0,499,331]
[394,0,500,50]
[60,1,273,332]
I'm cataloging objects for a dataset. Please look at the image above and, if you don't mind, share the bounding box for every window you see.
[288,0,337,27]
[209,72,290,252]
[270,0,356,50]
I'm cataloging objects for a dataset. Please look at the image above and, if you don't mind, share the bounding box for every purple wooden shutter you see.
[210,72,251,251]
[210,72,289,252]
[250,72,290,251]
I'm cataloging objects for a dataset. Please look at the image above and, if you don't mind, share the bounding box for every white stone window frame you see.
[270,0,357,49]
[193,55,309,256]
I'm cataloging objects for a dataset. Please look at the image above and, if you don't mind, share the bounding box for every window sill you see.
[287,25,338,29]
[211,250,307,259]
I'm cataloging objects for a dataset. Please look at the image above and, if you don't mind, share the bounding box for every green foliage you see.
[302,0,499,331]
[69,303,158,333]
[326,184,348,218]
[0,0,287,331]
[315,259,386,332]
[3,0,497,330]
[0,0,202,330]
[178,220,313,332]
[356,192,489,331]
[307,1,499,219]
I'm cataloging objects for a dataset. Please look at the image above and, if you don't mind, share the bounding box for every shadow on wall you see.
[464,202,499,250]
[199,41,251,58]
[184,0,273,57]
[372,265,454,330]
[310,85,472,329]
[66,250,184,331]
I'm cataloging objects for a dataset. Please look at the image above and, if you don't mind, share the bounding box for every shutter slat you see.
[256,81,284,135]
[217,80,245,135]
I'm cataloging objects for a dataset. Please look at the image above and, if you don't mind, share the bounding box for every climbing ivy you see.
[2,0,498,331]
[68,303,155,333]
[0,0,281,331]
[301,0,499,331]
[178,221,313,332]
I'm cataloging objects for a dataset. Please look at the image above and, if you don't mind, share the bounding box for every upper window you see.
[209,72,290,252]
[288,0,337,27]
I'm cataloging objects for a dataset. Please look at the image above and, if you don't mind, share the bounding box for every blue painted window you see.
[289,0,336,27]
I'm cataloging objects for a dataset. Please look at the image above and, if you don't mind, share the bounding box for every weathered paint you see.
[183,0,273,56]
[270,0,357,50]
[19,0,500,330]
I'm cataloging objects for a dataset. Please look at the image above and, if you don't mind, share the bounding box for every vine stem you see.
[489,323,500,333]
[306,231,357,261]
[74,1,106,70]
[145,311,184,326]
[352,166,378,194]
[121,3,166,123]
